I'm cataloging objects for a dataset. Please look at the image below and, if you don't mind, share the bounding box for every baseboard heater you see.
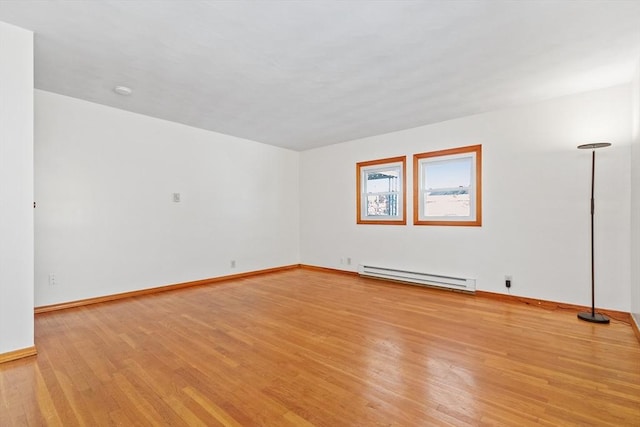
[358,265,476,293]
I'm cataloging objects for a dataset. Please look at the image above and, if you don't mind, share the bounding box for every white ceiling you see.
[1,1,639,151]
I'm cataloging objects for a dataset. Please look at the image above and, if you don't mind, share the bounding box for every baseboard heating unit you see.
[358,265,476,293]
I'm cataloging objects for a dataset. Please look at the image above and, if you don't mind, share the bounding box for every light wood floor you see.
[1,269,639,426]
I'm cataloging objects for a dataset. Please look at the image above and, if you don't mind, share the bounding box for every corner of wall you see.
[0,21,35,354]
[630,57,640,325]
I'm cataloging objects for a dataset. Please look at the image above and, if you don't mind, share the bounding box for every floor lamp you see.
[577,142,611,324]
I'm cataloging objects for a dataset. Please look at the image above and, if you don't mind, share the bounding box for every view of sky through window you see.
[424,157,471,189]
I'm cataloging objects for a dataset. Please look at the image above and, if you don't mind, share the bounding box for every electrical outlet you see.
[231,260,236,268]
[505,275,512,288]
[347,257,352,265]
[49,274,57,286]
[172,193,181,203]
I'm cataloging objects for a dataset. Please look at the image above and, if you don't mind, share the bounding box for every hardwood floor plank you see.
[32,364,63,426]
[1,269,638,426]
[182,386,244,427]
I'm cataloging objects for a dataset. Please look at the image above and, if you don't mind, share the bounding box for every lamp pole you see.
[576,142,610,324]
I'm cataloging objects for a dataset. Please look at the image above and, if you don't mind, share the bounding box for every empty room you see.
[1,1,639,425]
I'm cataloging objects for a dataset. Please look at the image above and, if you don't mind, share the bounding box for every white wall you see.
[300,85,632,311]
[30,63,639,315]
[35,90,299,307]
[631,60,640,326]
[0,22,34,354]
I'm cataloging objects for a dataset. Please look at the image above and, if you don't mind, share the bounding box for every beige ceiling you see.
[1,1,639,151]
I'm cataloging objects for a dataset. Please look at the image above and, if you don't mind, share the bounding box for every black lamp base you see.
[577,312,610,324]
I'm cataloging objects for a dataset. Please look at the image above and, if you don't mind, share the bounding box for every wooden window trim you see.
[356,156,407,225]
[413,144,482,226]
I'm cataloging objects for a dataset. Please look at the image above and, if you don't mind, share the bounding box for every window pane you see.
[424,157,471,189]
[366,194,398,216]
[424,190,470,217]
[366,168,399,193]
[423,156,472,218]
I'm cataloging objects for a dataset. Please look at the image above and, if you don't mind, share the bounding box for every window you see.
[356,156,406,225]
[413,145,481,226]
